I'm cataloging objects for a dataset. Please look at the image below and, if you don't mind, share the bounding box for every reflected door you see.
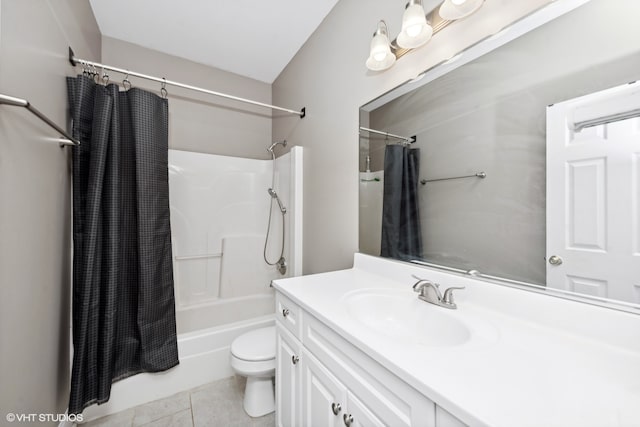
[546,82,640,303]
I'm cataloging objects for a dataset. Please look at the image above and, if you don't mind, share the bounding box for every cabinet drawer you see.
[275,291,302,339]
[303,313,435,427]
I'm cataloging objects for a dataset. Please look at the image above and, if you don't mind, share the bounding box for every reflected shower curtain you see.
[381,145,423,261]
[67,75,178,414]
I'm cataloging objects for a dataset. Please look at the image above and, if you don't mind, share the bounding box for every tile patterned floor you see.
[83,376,275,427]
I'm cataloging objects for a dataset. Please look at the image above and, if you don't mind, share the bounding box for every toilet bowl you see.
[230,325,276,417]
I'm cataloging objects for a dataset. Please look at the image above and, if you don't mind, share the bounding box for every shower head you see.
[267,140,287,153]
[267,188,287,214]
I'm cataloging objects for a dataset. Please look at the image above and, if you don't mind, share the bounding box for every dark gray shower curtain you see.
[66,75,178,414]
[381,144,423,261]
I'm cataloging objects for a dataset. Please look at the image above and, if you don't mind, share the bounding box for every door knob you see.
[548,255,563,266]
[291,355,299,365]
[343,414,354,426]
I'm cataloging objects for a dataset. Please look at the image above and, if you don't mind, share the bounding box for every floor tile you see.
[82,375,274,427]
[139,408,193,427]
[82,408,134,427]
[190,377,244,427]
[132,391,191,426]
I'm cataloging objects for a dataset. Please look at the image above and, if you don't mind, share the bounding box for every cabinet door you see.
[276,324,302,427]
[435,406,467,427]
[344,392,385,427]
[301,349,347,427]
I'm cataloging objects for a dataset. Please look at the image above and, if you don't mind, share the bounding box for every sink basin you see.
[341,288,494,348]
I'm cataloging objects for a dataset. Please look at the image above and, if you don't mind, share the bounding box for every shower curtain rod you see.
[68,48,306,118]
[0,93,79,146]
[359,126,416,143]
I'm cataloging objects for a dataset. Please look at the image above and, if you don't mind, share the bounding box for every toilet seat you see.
[231,326,276,362]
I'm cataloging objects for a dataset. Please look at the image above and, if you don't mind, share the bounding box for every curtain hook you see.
[92,64,99,84]
[160,78,168,99]
[102,70,109,86]
[123,71,131,91]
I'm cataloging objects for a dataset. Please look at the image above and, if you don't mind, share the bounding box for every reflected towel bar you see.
[0,93,79,147]
[420,171,486,185]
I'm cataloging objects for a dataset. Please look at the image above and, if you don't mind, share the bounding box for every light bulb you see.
[406,24,422,37]
[397,2,433,49]
[439,0,483,20]
[366,21,396,71]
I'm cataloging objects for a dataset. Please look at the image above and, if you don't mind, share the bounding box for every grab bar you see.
[0,93,79,146]
[174,253,222,261]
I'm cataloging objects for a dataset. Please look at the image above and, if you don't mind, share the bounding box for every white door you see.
[546,81,640,303]
[301,349,346,427]
[276,324,301,427]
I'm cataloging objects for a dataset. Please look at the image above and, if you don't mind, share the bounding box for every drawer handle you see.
[282,308,290,318]
[331,402,342,415]
[343,414,354,426]
[291,355,300,365]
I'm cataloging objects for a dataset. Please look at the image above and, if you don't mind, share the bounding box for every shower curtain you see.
[66,75,178,414]
[381,144,423,261]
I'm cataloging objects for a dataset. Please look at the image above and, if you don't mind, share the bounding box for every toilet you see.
[230,325,276,417]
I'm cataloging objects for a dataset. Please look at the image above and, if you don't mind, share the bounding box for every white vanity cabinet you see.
[301,348,387,427]
[275,292,464,427]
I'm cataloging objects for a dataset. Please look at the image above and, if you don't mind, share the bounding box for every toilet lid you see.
[231,326,276,361]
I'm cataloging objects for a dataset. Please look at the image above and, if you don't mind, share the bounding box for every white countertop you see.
[273,254,640,427]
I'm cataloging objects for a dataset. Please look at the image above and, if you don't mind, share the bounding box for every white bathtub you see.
[80,314,274,422]
[175,294,275,334]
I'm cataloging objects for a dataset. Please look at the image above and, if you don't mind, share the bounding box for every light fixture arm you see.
[375,20,389,38]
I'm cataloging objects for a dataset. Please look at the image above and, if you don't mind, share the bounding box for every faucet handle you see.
[411,275,439,289]
[412,279,439,294]
[442,286,465,306]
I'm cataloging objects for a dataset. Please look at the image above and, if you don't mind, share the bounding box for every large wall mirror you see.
[359,0,640,310]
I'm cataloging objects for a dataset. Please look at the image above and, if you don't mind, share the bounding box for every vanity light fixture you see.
[366,0,485,72]
[439,0,484,21]
[397,0,433,49]
[366,20,396,71]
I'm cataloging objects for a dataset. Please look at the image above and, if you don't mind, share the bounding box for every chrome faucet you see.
[411,275,465,309]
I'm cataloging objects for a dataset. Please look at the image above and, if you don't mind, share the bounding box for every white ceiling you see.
[89,0,340,84]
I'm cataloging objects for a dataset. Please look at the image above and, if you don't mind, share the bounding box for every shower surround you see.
[169,149,301,333]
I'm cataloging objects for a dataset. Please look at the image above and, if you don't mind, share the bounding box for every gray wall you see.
[0,0,100,423]
[272,0,548,274]
[102,37,273,159]
[367,0,640,284]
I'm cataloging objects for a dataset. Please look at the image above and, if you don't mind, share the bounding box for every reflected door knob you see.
[548,255,563,266]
